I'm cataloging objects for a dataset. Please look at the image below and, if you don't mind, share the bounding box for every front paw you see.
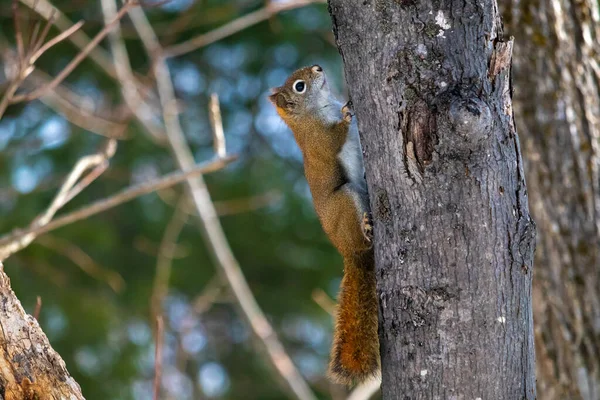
[341,101,353,123]
[362,212,373,245]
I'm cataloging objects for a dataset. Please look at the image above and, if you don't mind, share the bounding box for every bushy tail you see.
[329,251,380,386]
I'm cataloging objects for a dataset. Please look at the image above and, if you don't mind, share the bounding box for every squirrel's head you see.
[268,65,331,121]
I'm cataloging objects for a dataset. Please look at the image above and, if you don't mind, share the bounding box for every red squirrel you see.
[269,65,379,385]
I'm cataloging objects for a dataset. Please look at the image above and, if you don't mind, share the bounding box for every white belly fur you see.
[339,121,366,190]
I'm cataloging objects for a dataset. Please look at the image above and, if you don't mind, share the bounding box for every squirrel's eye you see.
[293,80,306,94]
[312,65,323,73]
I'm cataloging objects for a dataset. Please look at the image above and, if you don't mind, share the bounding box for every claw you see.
[341,102,353,123]
[362,212,373,243]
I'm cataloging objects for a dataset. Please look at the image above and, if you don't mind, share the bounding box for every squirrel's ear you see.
[269,92,290,110]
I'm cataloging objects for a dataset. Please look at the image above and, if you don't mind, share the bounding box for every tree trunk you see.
[502,1,600,399]
[328,1,536,398]
[0,262,84,400]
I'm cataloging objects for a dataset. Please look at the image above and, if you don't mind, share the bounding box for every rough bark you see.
[502,1,600,399]
[328,0,536,398]
[0,262,84,400]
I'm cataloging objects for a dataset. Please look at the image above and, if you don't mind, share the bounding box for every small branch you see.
[13,0,25,65]
[10,1,138,104]
[33,296,42,320]
[151,198,188,323]
[19,0,119,79]
[134,236,189,259]
[156,187,283,217]
[29,19,84,64]
[209,93,226,158]
[311,288,336,316]
[0,139,117,261]
[192,276,225,314]
[153,316,164,400]
[0,155,235,261]
[26,69,129,139]
[100,0,166,143]
[0,80,21,120]
[37,235,126,292]
[163,0,327,58]
[346,378,381,400]
[29,10,57,59]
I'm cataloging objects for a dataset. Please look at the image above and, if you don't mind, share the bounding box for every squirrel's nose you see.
[312,65,323,73]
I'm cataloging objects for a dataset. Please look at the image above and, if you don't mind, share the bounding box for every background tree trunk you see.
[328,0,536,398]
[502,1,600,399]
[0,262,84,400]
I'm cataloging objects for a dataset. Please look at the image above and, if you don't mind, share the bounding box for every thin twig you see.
[126,5,317,400]
[30,10,56,57]
[10,1,138,104]
[100,0,166,143]
[153,316,164,400]
[13,0,25,65]
[209,93,226,158]
[33,296,42,320]
[0,81,21,120]
[163,0,327,58]
[37,235,126,292]
[26,69,129,139]
[0,140,117,261]
[312,288,336,316]
[63,161,109,205]
[151,197,188,323]
[29,19,84,63]
[157,186,282,217]
[19,0,119,79]
[134,236,189,259]
[0,155,235,261]
[192,276,224,314]
[27,1,43,55]
[346,377,381,400]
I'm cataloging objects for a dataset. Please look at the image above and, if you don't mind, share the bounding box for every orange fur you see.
[269,65,380,386]
[329,252,380,385]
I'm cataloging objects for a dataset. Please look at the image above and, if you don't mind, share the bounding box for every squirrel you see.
[269,65,379,386]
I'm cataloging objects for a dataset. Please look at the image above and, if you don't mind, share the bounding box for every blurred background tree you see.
[0,1,353,399]
[0,0,598,399]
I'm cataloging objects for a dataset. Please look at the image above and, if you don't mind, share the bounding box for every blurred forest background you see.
[0,0,599,400]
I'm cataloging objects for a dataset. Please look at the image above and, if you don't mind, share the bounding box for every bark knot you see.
[401,99,437,181]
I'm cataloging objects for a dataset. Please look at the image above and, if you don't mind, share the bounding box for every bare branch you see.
[29,19,84,64]
[0,155,236,261]
[13,0,25,64]
[33,296,42,320]
[311,288,336,316]
[126,5,317,400]
[0,139,117,261]
[209,93,226,158]
[26,69,129,139]
[153,316,164,400]
[151,198,188,322]
[27,1,44,55]
[100,0,166,143]
[346,378,381,400]
[37,235,126,292]
[30,10,57,58]
[19,0,119,79]
[0,80,21,120]
[192,276,225,314]
[156,187,282,217]
[10,1,138,104]
[164,0,327,58]
[134,236,189,259]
